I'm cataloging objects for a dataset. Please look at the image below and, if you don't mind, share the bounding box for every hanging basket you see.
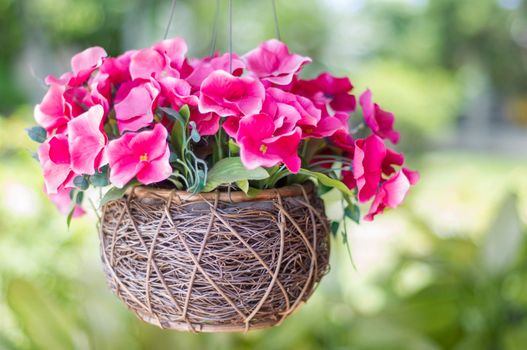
[99,183,330,332]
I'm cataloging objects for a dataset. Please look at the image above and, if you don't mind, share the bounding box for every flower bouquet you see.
[28,37,418,332]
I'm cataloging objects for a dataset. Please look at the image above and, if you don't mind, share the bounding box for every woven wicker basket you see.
[99,183,330,332]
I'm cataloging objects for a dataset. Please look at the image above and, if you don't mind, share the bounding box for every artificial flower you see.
[236,113,302,173]
[38,134,75,194]
[46,46,107,87]
[48,186,85,217]
[186,53,245,89]
[67,105,108,175]
[198,70,265,116]
[360,89,400,144]
[294,73,356,112]
[364,168,419,221]
[243,39,311,85]
[107,124,172,188]
[114,79,160,133]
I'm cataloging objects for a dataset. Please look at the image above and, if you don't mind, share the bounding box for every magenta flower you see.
[265,87,321,128]
[34,84,86,133]
[129,38,188,80]
[330,129,355,154]
[189,109,221,136]
[99,50,135,85]
[46,46,107,87]
[48,186,85,217]
[243,39,311,85]
[360,89,400,144]
[294,73,356,113]
[236,113,302,173]
[38,135,75,194]
[107,124,172,188]
[353,135,387,202]
[364,168,419,221]
[304,110,349,138]
[153,37,188,72]
[198,70,265,117]
[67,105,108,175]
[129,48,168,80]
[114,80,160,133]
[186,53,245,89]
[158,77,198,109]
[34,84,70,133]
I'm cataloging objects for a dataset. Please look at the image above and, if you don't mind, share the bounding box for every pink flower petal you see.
[129,48,166,80]
[108,124,171,188]
[243,39,311,85]
[360,89,400,144]
[68,105,107,175]
[198,70,265,117]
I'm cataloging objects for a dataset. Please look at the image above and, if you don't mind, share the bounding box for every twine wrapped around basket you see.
[99,183,330,332]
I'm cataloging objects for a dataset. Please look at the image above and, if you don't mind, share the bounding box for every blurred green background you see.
[1,0,527,349]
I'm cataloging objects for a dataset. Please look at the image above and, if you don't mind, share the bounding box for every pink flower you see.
[129,48,168,80]
[360,89,400,144]
[243,39,311,85]
[129,38,188,80]
[99,50,135,85]
[364,168,419,221]
[34,84,86,133]
[46,47,107,87]
[34,84,70,133]
[330,129,355,153]
[293,73,356,112]
[38,134,75,194]
[107,124,172,188]
[48,186,85,217]
[189,109,221,136]
[158,77,198,109]
[353,135,409,203]
[186,53,245,89]
[236,113,302,173]
[67,105,108,175]
[198,70,265,116]
[153,37,188,72]
[353,135,387,202]
[114,80,160,133]
[304,110,349,138]
[266,87,321,128]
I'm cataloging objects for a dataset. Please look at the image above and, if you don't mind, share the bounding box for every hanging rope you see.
[209,0,221,56]
[228,0,233,74]
[271,0,281,40]
[164,0,177,39]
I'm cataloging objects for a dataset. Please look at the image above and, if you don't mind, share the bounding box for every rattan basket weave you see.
[99,183,330,332]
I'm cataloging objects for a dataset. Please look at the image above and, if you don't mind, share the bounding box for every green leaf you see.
[203,157,269,192]
[228,139,240,154]
[6,279,77,350]
[100,182,137,207]
[179,104,190,120]
[73,176,89,191]
[66,190,83,228]
[330,221,340,236]
[90,167,109,187]
[26,126,47,143]
[236,179,249,193]
[344,203,361,224]
[300,169,355,197]
[246,187,262,197]
[161,107,187,157]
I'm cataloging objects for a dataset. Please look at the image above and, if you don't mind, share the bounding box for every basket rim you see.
[124,182,315,203]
